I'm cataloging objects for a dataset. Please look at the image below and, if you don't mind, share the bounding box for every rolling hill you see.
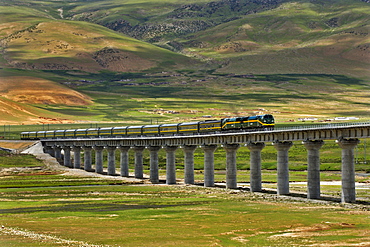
[0,0,369,125]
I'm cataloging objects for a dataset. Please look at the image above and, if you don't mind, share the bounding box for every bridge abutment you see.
[246,142,265,192]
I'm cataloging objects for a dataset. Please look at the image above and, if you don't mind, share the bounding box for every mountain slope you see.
[0,0,369,125]
[2,0,368,77]
[174,1,370,77]
[0,21,195,73]
[0,4,199,124]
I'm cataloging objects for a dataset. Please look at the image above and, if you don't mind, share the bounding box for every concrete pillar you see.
[183,145,197,184]
[45,146,54,156]
[273,141,293,195]
[94,146,104,174]
[246,142,266,192]
[107,146,116,176]
[118,146,130,177]
[201,145,218,187]
[133,146,145,179]
[303,140,324,199]
[72,146,81,169]
[337,138,360,203]
[148,146,162,184]
[223,144,240,189]
[165,146,178,185]
[54,146,62,160]
[62,146,71,168]
[82,146,93,171]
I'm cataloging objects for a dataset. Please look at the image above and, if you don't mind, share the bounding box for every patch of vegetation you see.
[0,150,42,168]
[0,184,368,246]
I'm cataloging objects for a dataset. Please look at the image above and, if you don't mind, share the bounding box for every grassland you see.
[0,171,369,246]
[1,69,369,125]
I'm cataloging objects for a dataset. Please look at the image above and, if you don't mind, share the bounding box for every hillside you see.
[180,1,370,78]
[0,3,198,124]
[0,0,369,125]
[50,0,369,78]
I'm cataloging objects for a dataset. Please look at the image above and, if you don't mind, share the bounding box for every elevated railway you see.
[41,121,370,203]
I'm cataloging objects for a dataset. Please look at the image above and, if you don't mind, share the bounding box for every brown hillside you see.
[0,76,91,106]
[0,96,75,125]
[0,76,91,125]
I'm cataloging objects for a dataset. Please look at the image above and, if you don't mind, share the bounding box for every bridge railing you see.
[274,121,370,132]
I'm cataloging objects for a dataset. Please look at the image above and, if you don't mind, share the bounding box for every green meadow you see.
[1,69,368,126]
[0,174,369,246]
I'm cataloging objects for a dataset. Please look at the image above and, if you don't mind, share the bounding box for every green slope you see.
[176,0,370,78]
[0,13,196,72]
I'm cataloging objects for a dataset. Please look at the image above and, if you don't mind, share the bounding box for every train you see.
[20,114,275,140]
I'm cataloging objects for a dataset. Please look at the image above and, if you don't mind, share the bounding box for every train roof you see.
[160,123,179,127]
[179,122,199,126]
[143,125,160,128]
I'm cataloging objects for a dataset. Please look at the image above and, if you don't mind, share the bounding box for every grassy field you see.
[0,175,369,246]
[1,70,369,126]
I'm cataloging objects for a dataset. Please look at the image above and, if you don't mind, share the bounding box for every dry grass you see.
[0,76,91,106]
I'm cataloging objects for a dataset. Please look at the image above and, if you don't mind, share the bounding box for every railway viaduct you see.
[42,122,370,203]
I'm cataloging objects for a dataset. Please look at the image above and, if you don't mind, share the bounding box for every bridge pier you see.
[148,146,161,184]
[337,138,360,203]
[107,146,116,175]
[45,146,54,156]
[133,146,145,179]
[72,146,81,169]
[303,140,324,199]
[82,146,93,171]
[183,145,197,184]
[94,146,104,174]
[202,145,218,187]
[53,145,62,160]
[224,144,240,189]
[246,142,265,192]
[119,146,130,177]
[273,141,293,195]
[62,146,71,168]
[165,146,178,185]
